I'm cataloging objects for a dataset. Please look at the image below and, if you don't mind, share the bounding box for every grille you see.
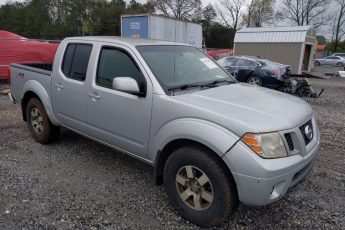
[284,133,294,151]
[299,120,313,145]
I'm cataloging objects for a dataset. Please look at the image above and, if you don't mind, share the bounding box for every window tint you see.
[62,44,76,77]
[62,44,92,81]
[97,47,144,90]
[235,59,258,67]
[224,57,238,66]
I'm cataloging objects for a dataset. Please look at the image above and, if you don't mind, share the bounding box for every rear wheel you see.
[247,76,262,86]
[163,146,237,227]
[336,62,344,67]
[315,61,320,66]
[26,98,60,144]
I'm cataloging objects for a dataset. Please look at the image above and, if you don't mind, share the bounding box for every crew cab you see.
[9,37,320,227]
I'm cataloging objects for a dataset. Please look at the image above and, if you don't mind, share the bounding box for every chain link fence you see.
[0,34,60,95]
[0,64,10,94]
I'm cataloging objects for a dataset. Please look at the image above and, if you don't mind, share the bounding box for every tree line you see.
[0,0,344,51]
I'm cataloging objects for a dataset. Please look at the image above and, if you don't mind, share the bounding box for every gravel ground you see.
[0,77,344,229]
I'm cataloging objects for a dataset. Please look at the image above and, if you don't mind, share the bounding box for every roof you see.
[66,36,191,47]
[234,26,315,43]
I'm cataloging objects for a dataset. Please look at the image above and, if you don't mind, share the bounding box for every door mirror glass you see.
[112,77,142,96]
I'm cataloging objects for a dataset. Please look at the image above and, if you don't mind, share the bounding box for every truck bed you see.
[10,63,53,103]
[21,63,53,72]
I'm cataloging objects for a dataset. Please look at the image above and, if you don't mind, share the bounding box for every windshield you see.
[136,45,235,93]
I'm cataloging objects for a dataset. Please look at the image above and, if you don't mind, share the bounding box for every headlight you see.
[241,132,288,159]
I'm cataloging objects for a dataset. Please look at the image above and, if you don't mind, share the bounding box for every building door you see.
[303,44,312,71]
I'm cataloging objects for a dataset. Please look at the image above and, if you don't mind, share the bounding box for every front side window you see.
[137,45,235,93]
[97,47,145,91]
[62,44,92,81]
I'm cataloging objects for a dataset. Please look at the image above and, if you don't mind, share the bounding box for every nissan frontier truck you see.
[9,37,320,227]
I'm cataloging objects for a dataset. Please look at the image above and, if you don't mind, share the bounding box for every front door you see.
[52,43,93,134]
[87,45,152,158]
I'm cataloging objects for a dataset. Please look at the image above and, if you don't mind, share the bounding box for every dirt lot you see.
[0,77,344,229]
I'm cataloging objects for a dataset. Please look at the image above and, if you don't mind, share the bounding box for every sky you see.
[0,0,334,37]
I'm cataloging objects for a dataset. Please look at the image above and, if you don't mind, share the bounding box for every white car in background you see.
[332,53,345,58]
[315,56,345,67]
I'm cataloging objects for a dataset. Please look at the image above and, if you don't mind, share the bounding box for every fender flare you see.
[148,118,239,163]
[22,80,61,126]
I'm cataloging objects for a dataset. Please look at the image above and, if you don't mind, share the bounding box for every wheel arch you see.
[22,91,39,121]
[21,80,60,125]
[243,70,259,81]
[154,138,238,196]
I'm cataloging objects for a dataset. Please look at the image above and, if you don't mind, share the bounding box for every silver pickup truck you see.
[9,37,320,227]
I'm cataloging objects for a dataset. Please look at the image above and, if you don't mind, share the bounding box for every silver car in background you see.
[332,53,345,57]
[315,56,345,67]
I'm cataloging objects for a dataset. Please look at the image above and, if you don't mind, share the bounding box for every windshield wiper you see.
[202,79,235,87]
[168,83,207,91]
[168,79,235,91]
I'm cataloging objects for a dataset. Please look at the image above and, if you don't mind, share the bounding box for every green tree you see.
[202,4,217,22]
[316,35,327,45]
[243,0,281,27]
[150,0,202,20]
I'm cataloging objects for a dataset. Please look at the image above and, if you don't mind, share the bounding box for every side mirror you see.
[112,77,143,96]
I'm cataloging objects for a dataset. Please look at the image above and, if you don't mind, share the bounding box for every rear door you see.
[52,42,93,134]
[234,59,257,82]
[86,44,153,158]
[324,57,335,65]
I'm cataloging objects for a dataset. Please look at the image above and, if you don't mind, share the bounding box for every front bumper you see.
[223,119,320,206]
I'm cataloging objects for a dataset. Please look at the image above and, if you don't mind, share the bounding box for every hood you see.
[174,83,313,136]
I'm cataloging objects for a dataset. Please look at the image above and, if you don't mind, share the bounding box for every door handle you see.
[54,83,64,91]
[88,92,101,100]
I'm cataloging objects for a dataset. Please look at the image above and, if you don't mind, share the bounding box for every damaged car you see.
[218,56,323,98]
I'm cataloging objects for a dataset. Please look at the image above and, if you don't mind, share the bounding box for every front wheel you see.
[163,146,237,227]
[26,97,60,144]
[315,61,320,66]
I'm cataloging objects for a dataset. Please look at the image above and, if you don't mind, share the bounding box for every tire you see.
[163,146,237,227]
[247,75,262,86]
[26,97,60,144]
[315,61,320,66]
[336,62,344,67]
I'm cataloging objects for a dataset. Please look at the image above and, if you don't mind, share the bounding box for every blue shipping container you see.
[122,15,149,39]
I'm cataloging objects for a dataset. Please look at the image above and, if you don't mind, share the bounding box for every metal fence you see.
[0,37,60,94]
[0,64,10,93]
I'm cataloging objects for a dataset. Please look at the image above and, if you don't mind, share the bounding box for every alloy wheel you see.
[248,77,261,86]
[175,165,214,211]
[30,108,44,134]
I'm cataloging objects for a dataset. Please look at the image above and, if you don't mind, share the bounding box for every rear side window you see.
[62,44,93,81]
[235,59,258,67]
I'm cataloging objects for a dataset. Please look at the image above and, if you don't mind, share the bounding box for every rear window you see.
[218,57,238,66]
[235,59,259,67]
[62,44,93,81]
